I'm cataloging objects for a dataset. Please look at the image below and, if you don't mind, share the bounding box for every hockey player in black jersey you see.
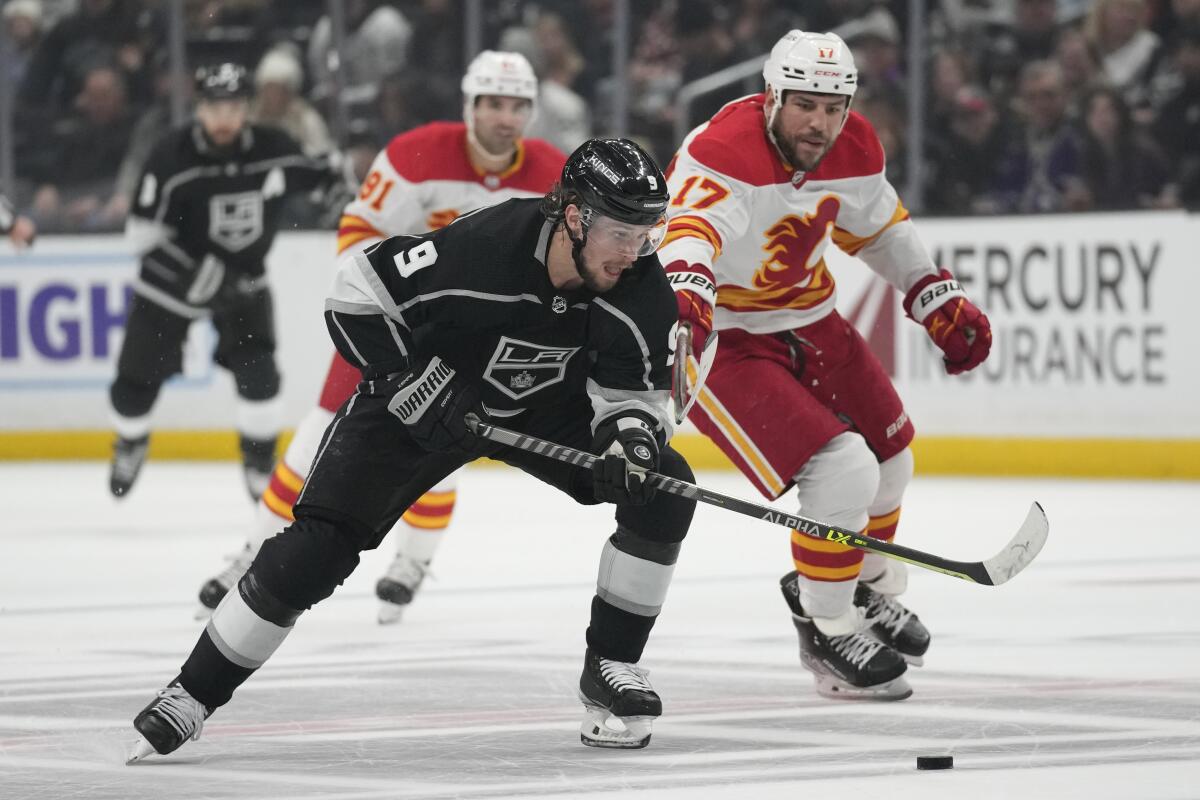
[108,63,346,501]
[1,194,36,248]
[126,138,698,761]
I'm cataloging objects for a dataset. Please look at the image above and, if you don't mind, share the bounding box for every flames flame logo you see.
[753,196,840,290]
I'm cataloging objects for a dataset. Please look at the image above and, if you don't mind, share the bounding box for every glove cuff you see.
[594,412,660,451]
[904,268,968,324]
[387,357,456,424]
[665,260,717,308]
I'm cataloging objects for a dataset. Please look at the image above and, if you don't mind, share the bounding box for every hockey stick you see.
[671,326,719,425]
[464,413,1048,586]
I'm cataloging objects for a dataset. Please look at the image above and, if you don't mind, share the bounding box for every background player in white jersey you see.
[661,30,992,700]
[197,51,566,623]
[1,194,36,248]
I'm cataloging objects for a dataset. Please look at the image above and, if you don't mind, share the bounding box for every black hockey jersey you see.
[325,198,677,437]
[126,124,338,312]
[0,194,15,235]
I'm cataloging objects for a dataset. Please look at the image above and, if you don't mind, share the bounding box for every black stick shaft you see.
[465,414,1003,585]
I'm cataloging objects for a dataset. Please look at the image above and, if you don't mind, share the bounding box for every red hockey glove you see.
[903,269,992,375]
[665,260,715,355]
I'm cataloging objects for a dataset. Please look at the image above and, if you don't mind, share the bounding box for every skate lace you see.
[598,659,654,693]
[862,589,913,637]
[828,630,884,668]
[382,556,430,590]
[153,686,207,743]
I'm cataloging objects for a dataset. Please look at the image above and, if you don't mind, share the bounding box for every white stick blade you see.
[982,501,1049,585]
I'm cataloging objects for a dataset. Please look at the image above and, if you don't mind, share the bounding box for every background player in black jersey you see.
[127,138,697,760]
[108,63,347,502]
[1,194,36,248]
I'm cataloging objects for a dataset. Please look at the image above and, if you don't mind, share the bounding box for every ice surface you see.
[1,462,1198,798]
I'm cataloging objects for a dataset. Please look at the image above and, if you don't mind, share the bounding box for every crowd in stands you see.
[2,0,1199,233]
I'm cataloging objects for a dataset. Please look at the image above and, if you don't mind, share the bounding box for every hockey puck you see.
[916,755,954,770]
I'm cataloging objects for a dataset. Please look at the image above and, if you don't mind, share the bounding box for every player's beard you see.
[569,231,624,293]
[771,117,834,173]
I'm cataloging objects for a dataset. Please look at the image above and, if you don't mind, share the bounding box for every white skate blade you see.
[193,604,214,621]
[901,653,924,667]
[812,673,912,701]
[377,602,407,625]
[126,736,156,765]
[579,706,653,749]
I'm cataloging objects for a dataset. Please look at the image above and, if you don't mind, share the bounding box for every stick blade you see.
[981,501,1049,585]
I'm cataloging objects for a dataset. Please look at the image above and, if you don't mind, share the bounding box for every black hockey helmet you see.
[556,138,670,226]
[194,63,251,101]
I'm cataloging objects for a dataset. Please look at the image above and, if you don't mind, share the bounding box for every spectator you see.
[250,47,333,156]
[17,0,153,112]
[928,47,976,133]
[538,0,616,104]
[499,14,592,154]
[1153,23,1200,206]
[977,0,1060,104]
[2,0,42,93]
[837,6,906,114]
[28,64,135,232]
[1055,25,1103,116]
[854,88,908,188]
[624,1,682,162]
[927,85,1008,215]
[1079,85,1176,209]
[1084,0,1163,105]
[990,60,1088,213]
[675,1,739,126]
[730,0,807,58]
[309,0,412,117]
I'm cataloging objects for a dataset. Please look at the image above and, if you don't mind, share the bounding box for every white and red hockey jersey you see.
[336,121,565,254]
[659,94,937,334]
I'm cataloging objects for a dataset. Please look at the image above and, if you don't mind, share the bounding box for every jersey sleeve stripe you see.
[338,230,383,253]
[338,213,379,232]
[664,214,723,254]
[832,200,910,256]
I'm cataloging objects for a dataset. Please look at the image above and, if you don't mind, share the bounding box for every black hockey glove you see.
[386,356,483,455]
[591,416,660,505]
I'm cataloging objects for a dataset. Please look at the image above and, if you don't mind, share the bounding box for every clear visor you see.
[583,210,668,258]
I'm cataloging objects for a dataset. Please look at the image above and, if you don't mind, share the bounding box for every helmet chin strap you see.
[565,219,590,282]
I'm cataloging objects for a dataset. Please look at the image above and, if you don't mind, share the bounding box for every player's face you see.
[566,206,640,293]
[471,95,533,156]
[770,91,849,171]
[197,98,249,146]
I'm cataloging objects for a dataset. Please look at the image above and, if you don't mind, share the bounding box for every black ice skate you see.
[109,435,149,498]
[126,680,213,763]
[196,545,254,615]
[855,579,931,666]
[239,435,276,502]
[780,571,911,701]
[375,554,429,624]
[578,648,660,749]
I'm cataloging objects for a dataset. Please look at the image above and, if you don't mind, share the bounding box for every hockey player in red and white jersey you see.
[662,30,992,699]
[197,51,566,622]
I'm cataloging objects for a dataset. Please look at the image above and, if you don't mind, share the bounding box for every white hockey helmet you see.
[461,50,539,108]
[763,29,858,105]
